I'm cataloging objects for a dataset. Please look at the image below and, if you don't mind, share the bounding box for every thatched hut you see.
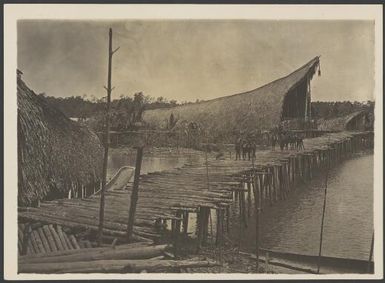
[18,77,103,206]
[143,56,321,143]
[317,110,374,132]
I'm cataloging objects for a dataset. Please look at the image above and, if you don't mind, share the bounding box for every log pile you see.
[18,223,84,256]
[19,242,218,273]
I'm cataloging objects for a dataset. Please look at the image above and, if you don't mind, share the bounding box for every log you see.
[30,231,44,254]
[62,231,74,250]
[42,225,58,252]
[56,225,70,250]
[19,242,152,262]
[19,211,158,240]
[48,225,65,251]
[19,258,219,273]
[69,235,80,250]
[37,227,52,253]
[35,230,48,254]
[28,245,168,263]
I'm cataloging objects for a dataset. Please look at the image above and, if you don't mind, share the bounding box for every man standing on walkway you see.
[235,137,241,160]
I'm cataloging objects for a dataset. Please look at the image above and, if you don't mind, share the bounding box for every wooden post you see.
[241,190,248,228]
[209,210,214,244]
[268,169,273,206]
[265,251,270,273]
[98,28,119,246]
[238,186,243,250]
[196,209,204,252]
[253,175,260,272]
[247,181,252,217]
[172,219,178,258]
[205,131,210,191]
[182,211,189,236]
[226,206,230,233]
[219,208,224,265]
[126,146,144,242]
[216,208,221,247]
[202,207,209,245]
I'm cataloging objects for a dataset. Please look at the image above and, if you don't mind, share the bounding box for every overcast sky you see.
[17,20,374,102]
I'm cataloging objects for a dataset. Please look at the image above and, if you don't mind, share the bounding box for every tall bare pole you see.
[98,28,119,246]
[126,146,144,242]
[317,143,330,273]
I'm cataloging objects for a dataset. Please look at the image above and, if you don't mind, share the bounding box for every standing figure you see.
[296,136,305,150]
[250,140,256,160]
[242,140,248,160]
[279,133,286,151]
[271,134,277,151]
[235,137,241,160]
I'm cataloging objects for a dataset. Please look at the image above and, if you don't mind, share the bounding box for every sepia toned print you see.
[5,5,381,279]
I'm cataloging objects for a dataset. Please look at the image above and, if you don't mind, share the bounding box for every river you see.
[229,151,374,260]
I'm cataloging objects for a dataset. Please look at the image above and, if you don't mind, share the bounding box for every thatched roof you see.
[143,57,320,138]
[317,110,369,132]
[18,78,103,206]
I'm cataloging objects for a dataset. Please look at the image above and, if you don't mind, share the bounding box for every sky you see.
[17,20,375,102]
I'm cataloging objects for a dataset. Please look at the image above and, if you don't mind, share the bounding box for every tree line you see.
[311,100,374,119]
[39,92,374,131]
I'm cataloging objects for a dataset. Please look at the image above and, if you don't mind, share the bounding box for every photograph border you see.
[3,2,383,280]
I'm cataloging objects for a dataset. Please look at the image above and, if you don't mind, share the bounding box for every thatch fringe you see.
[17,78,103,206]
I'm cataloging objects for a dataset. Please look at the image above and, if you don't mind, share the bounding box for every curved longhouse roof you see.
[18,78,104,206]
[317,110,370,132]
[143,57,320,137]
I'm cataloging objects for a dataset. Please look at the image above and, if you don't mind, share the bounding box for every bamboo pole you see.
[127,146,144,242]
[98,28,119,246]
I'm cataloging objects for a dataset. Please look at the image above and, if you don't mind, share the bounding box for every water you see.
[230,152,373,260]
[107,148,203,180]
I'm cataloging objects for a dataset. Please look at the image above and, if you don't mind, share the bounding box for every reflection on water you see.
[107,149,203,180]
[229,152,373,260]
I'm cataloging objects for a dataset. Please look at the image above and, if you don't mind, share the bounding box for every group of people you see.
[271,131,305,151]
[234,131,305,160]
[235,137,257,161]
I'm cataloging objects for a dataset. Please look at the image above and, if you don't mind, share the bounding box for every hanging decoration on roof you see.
[318,62,322,76]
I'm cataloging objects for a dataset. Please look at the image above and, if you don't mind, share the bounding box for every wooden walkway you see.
[18,131,373,245]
